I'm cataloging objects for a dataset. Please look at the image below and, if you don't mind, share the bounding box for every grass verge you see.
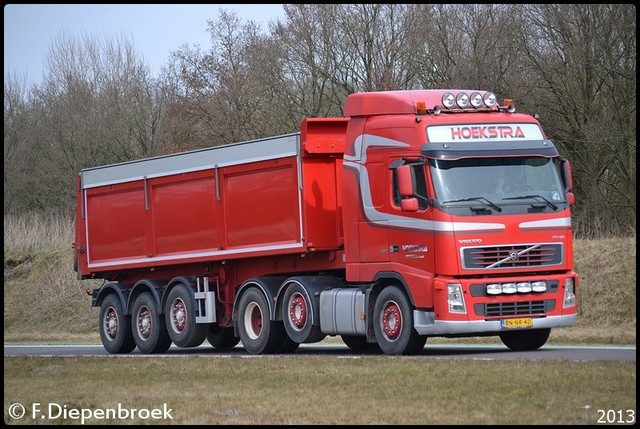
[4,356,636,425]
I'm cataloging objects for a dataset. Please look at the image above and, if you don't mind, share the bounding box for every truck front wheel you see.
[499,328,551,351]
[132,292,172,354]
[236,288,289,354]
[373,286,427,355]
[165,284,207,348]
[99,294,136,354]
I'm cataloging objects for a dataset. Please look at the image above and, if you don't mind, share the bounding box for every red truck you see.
[74,89,579,355]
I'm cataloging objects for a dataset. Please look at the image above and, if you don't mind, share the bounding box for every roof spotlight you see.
[442,93,455,109]
[470,92,483,108]
[456,92,469,108]
[483,92,497,107]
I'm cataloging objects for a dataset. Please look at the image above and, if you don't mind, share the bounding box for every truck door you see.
[388,160,436,273]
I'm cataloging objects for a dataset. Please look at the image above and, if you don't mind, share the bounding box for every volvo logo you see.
[458,238,482,244]
[509,252,519,261]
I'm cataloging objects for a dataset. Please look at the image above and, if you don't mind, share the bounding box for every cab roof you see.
[344,89,497,117]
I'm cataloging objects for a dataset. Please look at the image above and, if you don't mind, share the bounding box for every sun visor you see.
[422,123,559,159]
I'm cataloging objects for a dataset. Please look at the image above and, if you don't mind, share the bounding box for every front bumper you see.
[413,311,577,336]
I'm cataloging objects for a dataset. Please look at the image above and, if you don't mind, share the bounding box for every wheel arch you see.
[128,279,167,315]
[367,272,415,341]
[94,283,129,315]
[276,276,344,326]
[233,277,286,330]
[372,272,414,305]
[161,276,197,313]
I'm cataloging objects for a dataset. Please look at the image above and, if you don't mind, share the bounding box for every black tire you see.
[99,294,136,354]
[341,335,379,351]
[132,292,172,354]
[499,328,551,351]
[207,325,240,349]
[281,281,325,343]
[373,286,427,355]
[277,336,300,354]
[165,284,207,348]
[236,288,290,354]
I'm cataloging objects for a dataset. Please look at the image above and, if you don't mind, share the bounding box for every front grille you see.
[462,243,563,270]
[483,300,546,317]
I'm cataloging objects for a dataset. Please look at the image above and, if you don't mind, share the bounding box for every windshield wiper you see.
[502,194,558,210]
[442,196,502,212]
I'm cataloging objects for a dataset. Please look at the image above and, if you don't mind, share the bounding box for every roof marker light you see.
[502,99,516,113]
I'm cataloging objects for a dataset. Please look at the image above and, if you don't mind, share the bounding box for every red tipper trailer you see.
[74,89,579,355]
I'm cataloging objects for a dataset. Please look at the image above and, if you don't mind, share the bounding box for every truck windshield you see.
[429,157,566,206]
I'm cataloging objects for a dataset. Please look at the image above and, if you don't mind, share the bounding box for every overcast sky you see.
[4,4,286,86]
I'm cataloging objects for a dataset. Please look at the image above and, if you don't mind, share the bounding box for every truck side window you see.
[392,164,428,210]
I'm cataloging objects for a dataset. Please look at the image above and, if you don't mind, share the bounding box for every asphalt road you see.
[4,343,636,361]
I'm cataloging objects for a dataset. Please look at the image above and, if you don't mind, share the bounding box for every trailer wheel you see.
[281,282,325,343]
[132,292,172,354]
[206,325,240,349]
[499,328,551,351]
[373,286,426,355]
[341,335,379,352]
[236,288,289,354]
[99,294,136,354]
[165,284,207,348]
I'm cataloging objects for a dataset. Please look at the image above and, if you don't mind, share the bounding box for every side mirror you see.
[401,197,419,212]
[560,158,575,206]
[560,158,574,192]
[567,192,575,206]
[397,164,415,197]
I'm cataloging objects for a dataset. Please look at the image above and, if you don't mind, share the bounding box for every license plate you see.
[501,317,533,329]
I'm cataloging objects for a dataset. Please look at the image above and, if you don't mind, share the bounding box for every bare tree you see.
[4,4,635,236]
[331,4,426,92]
[166,9,291,147]
[17,31,167,213]
[515,4,636,236]
[268,4,347,118]
[4,73,32,212]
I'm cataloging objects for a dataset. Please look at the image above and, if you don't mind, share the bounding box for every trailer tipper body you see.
[74,89,579,355]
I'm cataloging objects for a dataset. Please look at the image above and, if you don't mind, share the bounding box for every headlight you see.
[516,282,532,293]
[447,284,466,314]
[486,283,502,295]
[501,283,517,294]
[532,281,547,292]
[563,278,576,308]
